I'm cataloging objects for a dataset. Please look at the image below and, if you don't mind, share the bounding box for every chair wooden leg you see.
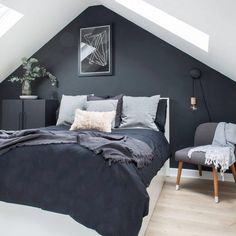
[198,165,202,176]
[230,164,236,183]
[212,167,219,203]
[176,161,183,191]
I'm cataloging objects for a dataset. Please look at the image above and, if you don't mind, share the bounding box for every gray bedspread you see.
[0,129,155,168]
[0,125,170,236]
[78,131,155,168]
[0,129,77,156]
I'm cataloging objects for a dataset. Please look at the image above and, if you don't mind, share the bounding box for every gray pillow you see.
[57,95,88,125]
[86,100,118,127]
[155,99,167,133]
[87,94,123,128]
[120,95,160,131]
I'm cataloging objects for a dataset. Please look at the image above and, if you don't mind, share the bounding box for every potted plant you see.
[9,57,57,98]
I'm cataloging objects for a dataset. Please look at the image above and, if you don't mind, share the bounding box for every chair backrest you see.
[194,122,218,146]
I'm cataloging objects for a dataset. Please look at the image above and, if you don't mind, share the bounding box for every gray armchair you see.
[175,123,236,203]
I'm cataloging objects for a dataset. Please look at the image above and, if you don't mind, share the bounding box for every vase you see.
[22,80,32,95]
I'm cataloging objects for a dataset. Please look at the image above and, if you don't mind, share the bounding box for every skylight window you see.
[0,3,23,38]
[115,0,209,52]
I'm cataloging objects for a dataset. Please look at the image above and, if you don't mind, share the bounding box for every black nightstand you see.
[1,99,58,130]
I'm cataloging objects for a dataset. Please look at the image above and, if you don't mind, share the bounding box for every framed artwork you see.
[79,25,112,76]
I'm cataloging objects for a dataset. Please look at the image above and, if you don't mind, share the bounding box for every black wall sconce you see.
[190,68,201,110]
[190,68,212,121]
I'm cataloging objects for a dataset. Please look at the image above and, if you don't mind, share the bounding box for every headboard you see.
[160,97,170,143]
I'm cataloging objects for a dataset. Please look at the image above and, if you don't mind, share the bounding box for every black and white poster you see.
[79,25,112,76]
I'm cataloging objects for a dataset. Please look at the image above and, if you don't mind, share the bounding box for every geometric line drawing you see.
[79,25,112,76]
[83,30,108,67]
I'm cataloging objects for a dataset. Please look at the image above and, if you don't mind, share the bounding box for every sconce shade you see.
[190,96,197,110]
[191,96,196,105]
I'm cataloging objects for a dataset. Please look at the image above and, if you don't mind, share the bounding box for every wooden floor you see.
[146,177,236,236]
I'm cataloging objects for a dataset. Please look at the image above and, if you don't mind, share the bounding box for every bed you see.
[0,98,170,236]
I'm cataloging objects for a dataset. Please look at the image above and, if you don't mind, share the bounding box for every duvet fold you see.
[0,129,77,155]
[78,131,155,168]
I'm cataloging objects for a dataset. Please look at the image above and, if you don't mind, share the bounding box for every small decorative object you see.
[22,80,32,96]
[9,57,57,98]
[19,95,38,100]
[79,25,112,76]
[189,68,212,121]
[190,68,201,111]
[190,96,197,110]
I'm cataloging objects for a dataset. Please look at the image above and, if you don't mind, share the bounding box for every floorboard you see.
[146,177,236,236]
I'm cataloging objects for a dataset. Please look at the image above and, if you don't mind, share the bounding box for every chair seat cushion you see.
[175,147,208,166]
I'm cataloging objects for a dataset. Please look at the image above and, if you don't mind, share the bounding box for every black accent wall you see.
[1,5,236,169]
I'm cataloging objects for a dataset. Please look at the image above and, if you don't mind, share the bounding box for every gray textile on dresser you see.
[0,129,77,155]
[120,95,160,131]
[78,131,155,168]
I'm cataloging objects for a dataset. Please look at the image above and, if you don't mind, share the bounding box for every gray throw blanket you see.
[78,131,154,168]
[0,129,77,156]
[0,129,154,168]
[188,122,236,176]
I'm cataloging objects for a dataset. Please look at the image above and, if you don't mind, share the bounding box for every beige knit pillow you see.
[70,109,116,132]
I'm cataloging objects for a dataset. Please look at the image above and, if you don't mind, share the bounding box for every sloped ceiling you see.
[100,0,236,81]
[0,0,98,82]
[0,0,236,82]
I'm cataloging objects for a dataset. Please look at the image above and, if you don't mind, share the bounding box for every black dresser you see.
[1,99,58,130]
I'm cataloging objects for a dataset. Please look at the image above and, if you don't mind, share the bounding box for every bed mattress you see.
[0,125,170,236]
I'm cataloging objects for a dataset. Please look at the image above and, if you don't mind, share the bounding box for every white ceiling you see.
[0,0,98,82]
[0,0,236,83]
[100,0,236,81]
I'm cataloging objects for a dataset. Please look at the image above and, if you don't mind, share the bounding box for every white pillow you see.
[57,95,88,125]
[70,109,116,133]
[120,95,160,131]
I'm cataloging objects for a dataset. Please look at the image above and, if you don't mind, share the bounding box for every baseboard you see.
[167,168,235,182]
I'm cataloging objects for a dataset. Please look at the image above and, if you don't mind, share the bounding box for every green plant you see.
[9,57,57,86]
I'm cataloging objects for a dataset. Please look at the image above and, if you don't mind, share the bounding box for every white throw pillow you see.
[86,100,118,128]
[70,109,116,133]
[57,95,88,125]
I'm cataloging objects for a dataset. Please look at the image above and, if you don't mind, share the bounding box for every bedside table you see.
[1,99,59,130]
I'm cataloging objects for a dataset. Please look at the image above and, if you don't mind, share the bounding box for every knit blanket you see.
[78,131,155,168]
[188,122,236,176]
[0,129,154,168]
[0,129,77,156]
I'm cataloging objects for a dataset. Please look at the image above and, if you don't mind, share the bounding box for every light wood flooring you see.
[146,177,236,236]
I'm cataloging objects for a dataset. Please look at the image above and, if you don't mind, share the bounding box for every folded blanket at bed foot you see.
[0,129,155,168]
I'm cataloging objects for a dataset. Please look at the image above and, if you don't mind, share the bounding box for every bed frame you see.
[0,98,170,236]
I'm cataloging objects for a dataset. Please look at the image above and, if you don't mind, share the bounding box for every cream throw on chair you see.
[188,122,236,177]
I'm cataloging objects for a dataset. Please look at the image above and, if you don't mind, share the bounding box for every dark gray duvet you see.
[0,125,170,236]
